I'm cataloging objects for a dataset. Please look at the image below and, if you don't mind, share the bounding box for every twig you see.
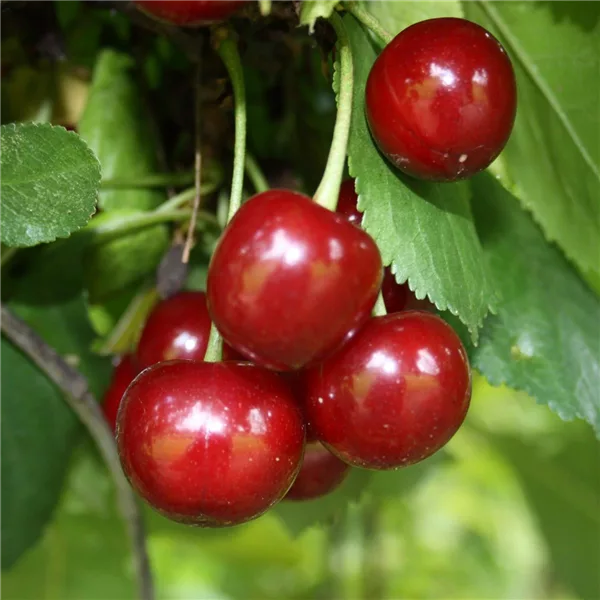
[0,305,154,600]
[182,60,204,264]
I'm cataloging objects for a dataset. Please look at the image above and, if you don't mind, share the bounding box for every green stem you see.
[156,188,196,213]
[101,172,195,189]
[372,291,387,317]
[342,2,393,46]
[204,32,248,363]
[217,34,247,225]
[313,12,354,212]
[245,153,269,193]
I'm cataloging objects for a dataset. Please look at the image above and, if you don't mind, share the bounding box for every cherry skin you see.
[117,360,305,526]
[102,354,138,434]
[285,442,350,501]
[336,179,433,314]
[207,190,383,371]
[136,291,211,370]
[304,311,471,470]
[365,18,517,181]
[135,1,248,26]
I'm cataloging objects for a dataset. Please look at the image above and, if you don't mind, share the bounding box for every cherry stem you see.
[245,153,269,193]
[204,32,248,363]
[313,12,354,212]
[0,305,154,600]
[342,2,393,46]
[372,291,387,317]
[182,60,204,264]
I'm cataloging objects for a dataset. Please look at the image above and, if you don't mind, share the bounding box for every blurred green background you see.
[4,377,598,600]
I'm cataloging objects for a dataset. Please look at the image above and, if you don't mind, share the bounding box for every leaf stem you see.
[342,2,393,46]
[203,32,248,363]
[245,153,269,194]
[101,172,196,189]
[182,60,204,264]
[0,305,154,600]
[155,187,196,213]
[313,12,354,212]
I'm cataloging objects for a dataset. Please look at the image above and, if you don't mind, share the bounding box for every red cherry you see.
[365,18,516,181]
[135,0,248,26]
[136,291,211,370]
[207,190,383,371]
[305,311,471,470]
[336,179,362,226]
[102,355,138,434]
[117,360,305,526]
[285,442,350,501]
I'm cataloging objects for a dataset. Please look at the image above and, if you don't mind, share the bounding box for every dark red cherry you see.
[336,179,362,226]
[136,291,211,370]
[305,311,471,470]
[207,190,383,371]
[285,442,350,501]
[117,360,305,526]
[135,0,248,26]
[381,270,435,314]
[365,18,517,181]
[102,354,138,434]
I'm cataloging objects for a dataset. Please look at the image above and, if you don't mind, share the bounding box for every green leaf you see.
[463,1,600,279]
[471,173,600,435]
[343,15,498,340]
[361,0,463,35]
[78,50,165,211]
[0,123,100,248]
[490,426,600,600]
[84,210,169,303]
[299,0,339,32]
[274,468,372,536]
[0,298,110,568]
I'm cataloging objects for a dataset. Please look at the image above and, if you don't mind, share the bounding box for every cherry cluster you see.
[106,181,471,527]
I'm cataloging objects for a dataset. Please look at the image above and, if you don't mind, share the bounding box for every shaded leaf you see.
[78,50,165,211]
[0,298,110,568]
[471,173,600,434]
[463,1,600,279]
[299,0,339,32]
[343,15,497,340]
[0,123,100,247]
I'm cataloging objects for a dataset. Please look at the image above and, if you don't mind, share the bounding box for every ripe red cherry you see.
[135,1,248,26]
[336,179,363,226]
[207,190,383,371]
[365,18,517,181]
[304,311,471,470]
[136,291,211,370]
[285,442,350,501]
[102,354,138,434]
[117,360,305,526]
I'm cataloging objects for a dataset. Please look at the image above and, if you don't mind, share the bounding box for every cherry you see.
[285,442,350,501]
[135,1,248,26]
[304,311,471,470]
[365,18,517,181]
[117,360,305,526]
[102,354,138,434]
[207,190,383,371]
[136,291,211,370]
[336,179,433,314]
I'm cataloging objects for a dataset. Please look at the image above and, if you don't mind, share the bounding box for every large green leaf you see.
[463,1,600,279]
[78,50,165,211]
[490,426,600,600]
[1,298,110,569]
[343,15,498,340]
[471,173,600,435]
[0,123,100,247]
[362,0,463,33]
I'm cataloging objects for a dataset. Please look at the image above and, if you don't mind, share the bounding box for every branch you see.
[0,305,154,600]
